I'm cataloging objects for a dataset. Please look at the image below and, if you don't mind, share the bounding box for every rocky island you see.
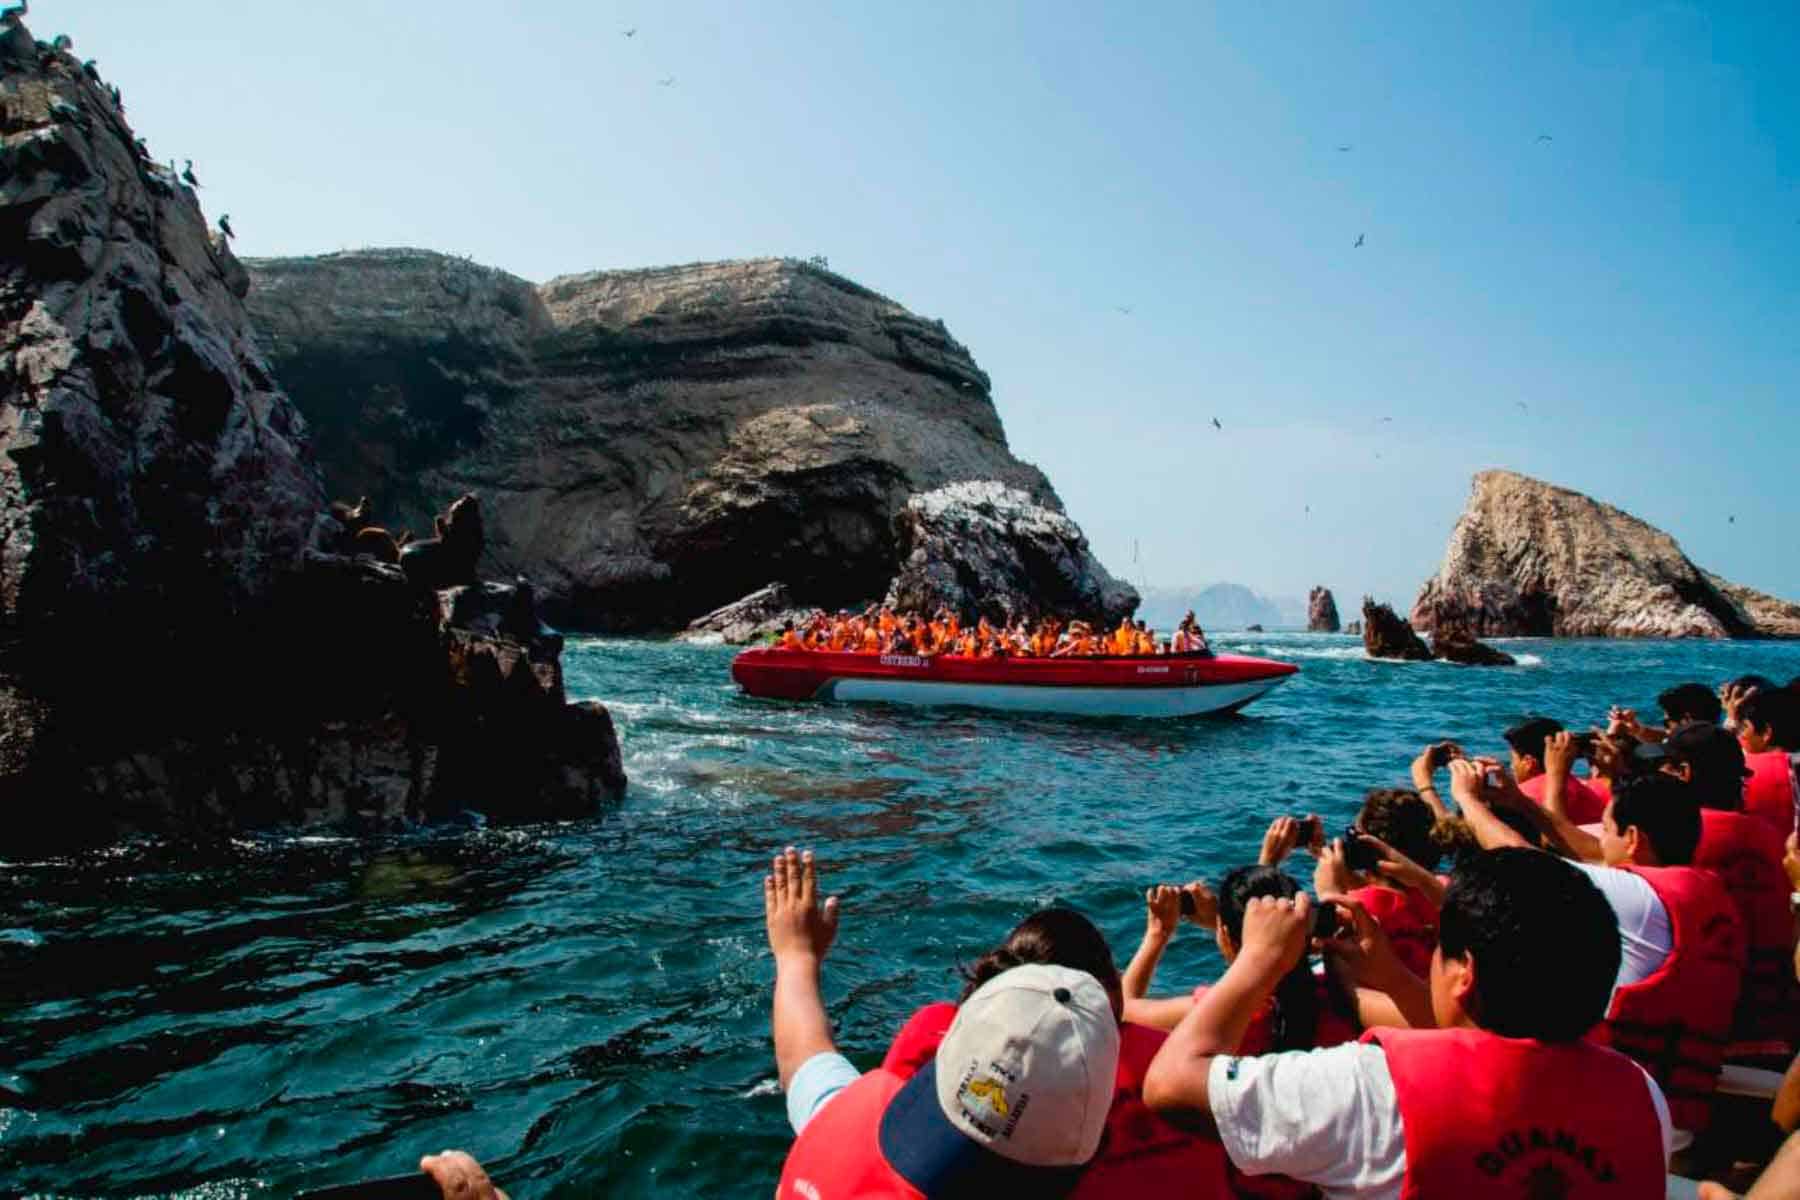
[0,23,623,851]
[1307,587,1340,633]
[1413,471,1800,639]
[245,251,1133,632]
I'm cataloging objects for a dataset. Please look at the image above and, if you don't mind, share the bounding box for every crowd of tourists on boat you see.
[417,674,1800,1200]
[774,607,1213,658]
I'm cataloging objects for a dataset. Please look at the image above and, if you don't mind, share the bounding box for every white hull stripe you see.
[818,675,1290,718]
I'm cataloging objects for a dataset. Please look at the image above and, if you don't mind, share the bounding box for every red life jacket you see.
[1521,772,1609,826]
[1695,808,1798,1044]
[1346,885,1439,978]
[882,1002,1231,1199]
[1593,865,1743,1133]
[776,1068,922,1199]
[1744,750,1796,836]
[1365,1027,1665,1199]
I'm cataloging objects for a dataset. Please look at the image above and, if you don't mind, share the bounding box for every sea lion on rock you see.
[400,493,484,590]
[352,526,403,565]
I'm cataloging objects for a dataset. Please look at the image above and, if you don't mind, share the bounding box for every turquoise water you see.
[3,633,1799,1198]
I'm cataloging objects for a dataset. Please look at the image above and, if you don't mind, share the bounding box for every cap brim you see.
[878,1062,1085,1199]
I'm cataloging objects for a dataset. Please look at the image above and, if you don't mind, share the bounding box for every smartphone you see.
[1177,891,1196,916]
[1341,828,1383,873]
[1428,741,1464,769]
[1570,733,1597,760]
[295,1174,444,1200]
[1483,768,1504,789]
[1310,903,1342,939]
[1294,815,1323,844]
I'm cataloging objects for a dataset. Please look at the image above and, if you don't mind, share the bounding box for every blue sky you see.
[61,1,1798,606]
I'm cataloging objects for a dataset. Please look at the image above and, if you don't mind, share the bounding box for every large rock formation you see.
[678,582,813,646]
[0,26,623,850]
[244,252,1088,631]
[882,482,1138,625]
[1307,587,1340,633]
[1413,471,1798,639]
[1362,599,1433,661]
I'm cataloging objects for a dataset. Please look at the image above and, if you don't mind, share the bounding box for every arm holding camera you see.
[1448,759,1536,851]
[1123,882,1216,1030]
[1318,893,1437,1032]
[1410,742,1462,820]
[1260,815,1321,866]
[1143,893,1317,1131]
[1356,830,1447,909]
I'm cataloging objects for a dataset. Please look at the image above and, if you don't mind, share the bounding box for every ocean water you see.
[3,633,1798,1198]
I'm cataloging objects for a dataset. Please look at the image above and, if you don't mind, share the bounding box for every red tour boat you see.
[730,648,1298,719]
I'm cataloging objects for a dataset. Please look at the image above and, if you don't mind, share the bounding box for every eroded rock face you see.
[1412,471,1794,639]
[245,253,1069,630]
[1362,599,1432,661]
[1307,587,1340,633]
[884,481,1138,625]
[678,582,816,646]
[0,29,624,849]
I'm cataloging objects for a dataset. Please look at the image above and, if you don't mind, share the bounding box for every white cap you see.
[931,963,1119,1167]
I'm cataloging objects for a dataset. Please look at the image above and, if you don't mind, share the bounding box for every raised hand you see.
[1543,730,1579,781]
[764,846,841,964]
[1317,894,1406,994]
[1144,884,1184,942]
[1183,880,1219,929]
[1236,892,1312,978]
[1314,837,1362,897]
[421,1151,509,1200]
[1260,816,1307,866]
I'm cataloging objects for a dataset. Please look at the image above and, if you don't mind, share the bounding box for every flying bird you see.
[218,214,234,239]
[1114,305,1133,315]
[1728,515,1736,525]
[1336,144,1353,152]
[1515,400,1529,413]
[1211,417,1222,431]
[1353,233,1365,248]
[657,76,676,86]
[181,159,200,188]
[622,27,637,37]
[1535,134,1553,143]
[1378,416,1393,423]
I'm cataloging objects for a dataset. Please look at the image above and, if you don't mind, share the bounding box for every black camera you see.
[1178,890,1196,916]
[1310,902,1342,938]
[1342,827,1383,874]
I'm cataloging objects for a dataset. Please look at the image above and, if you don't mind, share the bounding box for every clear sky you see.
[58,0,1799,607]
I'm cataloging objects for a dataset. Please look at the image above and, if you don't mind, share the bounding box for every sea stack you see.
[1362,599,1433,661]
[1412,470,1799,639]
[1307,587,1341,633]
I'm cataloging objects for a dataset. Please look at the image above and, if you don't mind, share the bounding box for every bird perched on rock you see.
[81,58,99,79]
[1353,233,1365,248]
[182,159,200,188]
[108,83,121,109]
[132,136,149,160]
[219,214,234,239]
[50,32,70,51]
[0,1,28,28]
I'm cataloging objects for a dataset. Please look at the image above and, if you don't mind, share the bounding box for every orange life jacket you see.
[1347,884,1439,979]
[1744,750,1796,835]
[775,1068,922,1199]
[1592,864,1743,1132]
[1520,773,1609,826]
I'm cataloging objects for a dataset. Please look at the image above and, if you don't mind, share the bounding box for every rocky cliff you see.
[245,252,1087,630]
[1412,471,1798,639]
[0,24,623,850]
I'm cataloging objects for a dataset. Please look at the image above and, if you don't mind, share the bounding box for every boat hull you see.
[730,649,1297,719]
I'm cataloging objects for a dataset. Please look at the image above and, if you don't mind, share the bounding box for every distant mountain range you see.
[1136,584,1307,630]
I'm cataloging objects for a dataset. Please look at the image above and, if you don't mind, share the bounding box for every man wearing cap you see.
[765,847,1119,1198]
[1504,716,1609,825]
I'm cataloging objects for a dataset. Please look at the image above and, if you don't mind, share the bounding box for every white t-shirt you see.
[1207,1043,1673,1200]
[1568,861,1673,991]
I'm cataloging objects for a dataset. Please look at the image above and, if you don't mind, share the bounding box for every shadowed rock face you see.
[0,26,623,849]
[1307,587,1340,633]
[245,253,1066,631]
[1362,599,1433,661]
[1413,471,1795,639]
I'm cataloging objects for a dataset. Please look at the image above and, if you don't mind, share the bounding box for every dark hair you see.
[1438,849,1620,1041]
[1666,723,1749,811]
[1729,674,1779,697]
[1739,688,1798,750]
[1610,773,1702,865]
[1358,789,1443,870]
[958,908,1119,1005]
[1503,717,1563,762]
[1218,866,1318,1051]
[1658,682,1722,726]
